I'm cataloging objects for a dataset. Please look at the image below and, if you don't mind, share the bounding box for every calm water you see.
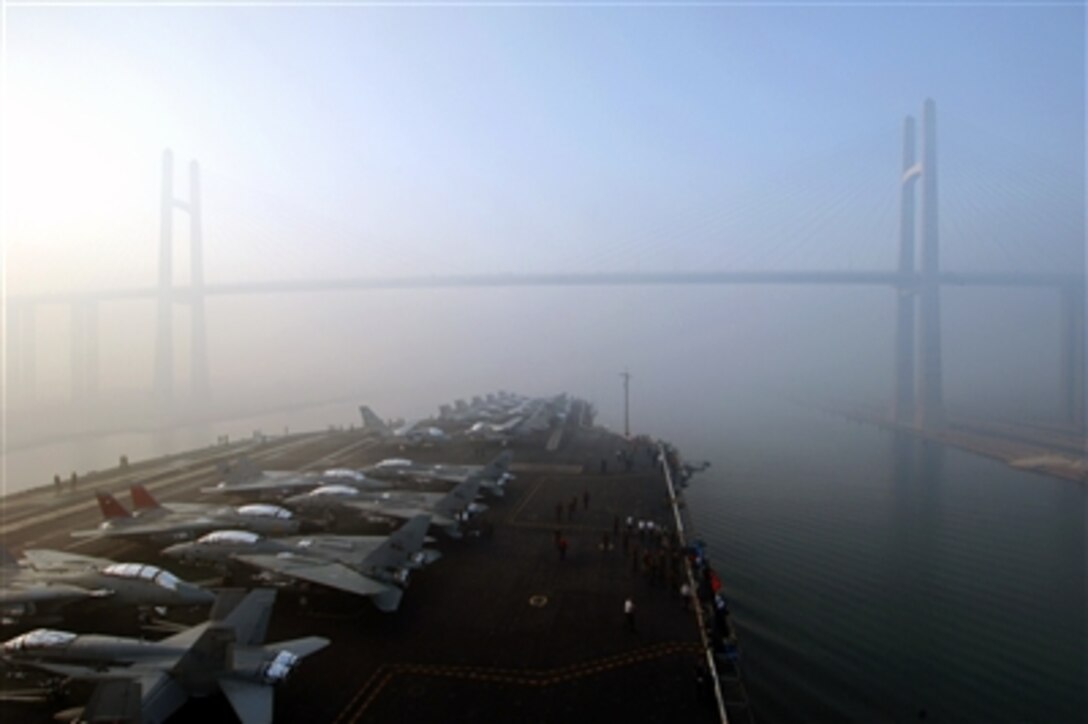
[681,404,1085,723]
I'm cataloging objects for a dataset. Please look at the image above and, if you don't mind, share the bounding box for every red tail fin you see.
[96,491,131,520]
[129,484,160,511]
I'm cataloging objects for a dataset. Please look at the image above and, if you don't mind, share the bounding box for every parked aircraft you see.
[359,406,450,447]
[70,490,300,545]
[1,548,105,625]
[464,416,524,443]
[201,458,322,500]
[162,515,437,612]
[283,477,486,537]
[363,450,514,497]
[202,458,388,500]
[1,588,328,724]
[0,547,214,625]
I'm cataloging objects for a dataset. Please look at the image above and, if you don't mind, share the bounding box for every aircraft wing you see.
[342,502,427,522]
[219,677,273,724]
[137,670,190,723]
[407,468,469,484]
[264,636,331,659]
[78,679,143,724]
[233,555,394,598]
[21,549,113,571]
[81,673,187,724]
[38,669,188,724]
[200,478,317,499]
[70,517,218,542]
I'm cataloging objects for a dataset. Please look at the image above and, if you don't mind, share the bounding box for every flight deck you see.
[0,403,749,723]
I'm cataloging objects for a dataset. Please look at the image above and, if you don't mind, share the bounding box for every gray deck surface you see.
[0,422,720,723]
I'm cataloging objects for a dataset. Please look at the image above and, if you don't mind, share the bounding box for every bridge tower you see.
[915,98,945,430]
[154,149,211,410]
[893,116,919,425]
[893,99,945,431]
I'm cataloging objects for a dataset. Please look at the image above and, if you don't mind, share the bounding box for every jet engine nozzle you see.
[260,649,301,684]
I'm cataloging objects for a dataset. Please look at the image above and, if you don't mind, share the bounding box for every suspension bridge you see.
[5,100,1085,439]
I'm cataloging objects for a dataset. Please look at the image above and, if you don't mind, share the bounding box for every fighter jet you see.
[463,416,524,443]
[201,458,387,501]
[0,547,106,625]
[283,477,486,537]
[363,450,514,498]
[161,515,438,612]
[359,405,450,447]
[70,489,300,545]
[127,484,304,530]
[1,588,328,724]
[0,546,214,625]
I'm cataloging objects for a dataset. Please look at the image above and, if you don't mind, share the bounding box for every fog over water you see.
[2,3,1085,722]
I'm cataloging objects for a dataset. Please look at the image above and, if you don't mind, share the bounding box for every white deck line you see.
[660,445,729,724]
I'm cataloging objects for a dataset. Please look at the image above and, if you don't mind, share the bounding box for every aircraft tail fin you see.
[220,588,276,646]
[221,457,262,486]
[170,625,235,677]
[359,406,392,435]
[95,491,131,520]
[370,587,404,613]
[208,589,250,622]
[477,450,513,480]
[219,679,272,724]
[434,477,482,519]
[129,483,161,512]
[361,515,430,570]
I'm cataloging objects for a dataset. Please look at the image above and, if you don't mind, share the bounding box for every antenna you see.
[620,369,631,438]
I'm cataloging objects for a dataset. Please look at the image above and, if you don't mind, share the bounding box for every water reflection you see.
[888,433,943,720]
[684,407,1085,723]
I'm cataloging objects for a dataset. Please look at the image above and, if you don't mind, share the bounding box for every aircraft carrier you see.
[0,396,752,723]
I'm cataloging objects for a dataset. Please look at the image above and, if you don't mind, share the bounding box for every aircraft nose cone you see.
[185,586,216,605]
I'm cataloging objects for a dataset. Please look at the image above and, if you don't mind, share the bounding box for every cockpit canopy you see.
[322,468,365,481]
[309,485,359,497]
[4,628,77,652]
[236,504,293,519]
[102,563,180,591]
[196,530,260,545]
[374,459,412,468]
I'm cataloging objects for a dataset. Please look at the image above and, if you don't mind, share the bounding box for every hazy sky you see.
[5,3,1083,293]
[2,2,1084,432]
